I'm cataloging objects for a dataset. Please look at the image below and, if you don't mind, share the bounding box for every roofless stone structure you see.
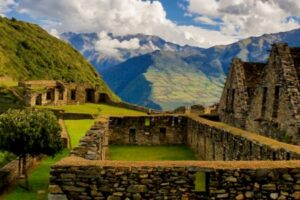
[219,43,300,145]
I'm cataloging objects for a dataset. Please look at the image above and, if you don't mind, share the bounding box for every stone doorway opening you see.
[99,93,109,103]
[85,89,95,103]
[35,94,42,105]
[129,128,136,144]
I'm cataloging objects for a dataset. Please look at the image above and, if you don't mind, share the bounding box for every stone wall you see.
[20,80,113,107]
[107,115,300,160]
[108,115,187,145]
[0,157,37,192]
[246,44,300,144]
[71,118,109,160]
[49,157,300,200]
[187,116,300,161]
[218,44,300,145]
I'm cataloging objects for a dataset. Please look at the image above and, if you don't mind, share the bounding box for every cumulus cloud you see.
[0,0,16,16]
[194,16,218,25]
[188,0,300,38]
[95,31,140,58]
[14,0,236,47]
[2,0,298,48]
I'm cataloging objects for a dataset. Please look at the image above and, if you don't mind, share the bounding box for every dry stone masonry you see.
[19,80,111,106]
[218,43,300,145]
[71,117,109,160]
[49,114,300,199]
[49,158,300,200]
[48,43,300,200]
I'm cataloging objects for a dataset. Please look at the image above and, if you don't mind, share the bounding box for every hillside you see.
[103,51,224,110]
[0,17,119,101]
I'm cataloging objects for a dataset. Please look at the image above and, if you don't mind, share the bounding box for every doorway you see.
[35,94,42,105]
[129,128,136,144]
[85,89,95,103]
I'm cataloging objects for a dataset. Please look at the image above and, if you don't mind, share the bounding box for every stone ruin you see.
[49,115,300,199]
[48,43,300,199]
[19,80,111,106]
[218,43,300,145]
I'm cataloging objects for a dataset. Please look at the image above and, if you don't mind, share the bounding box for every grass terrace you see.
[37,103,146,116]
[109,145,196,161]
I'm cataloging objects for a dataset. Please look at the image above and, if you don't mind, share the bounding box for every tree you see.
[0,108,63,189]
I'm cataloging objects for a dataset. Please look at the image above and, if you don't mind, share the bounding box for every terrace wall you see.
[108,115,300,160]
[49,158,300,200]
[108,116,187,145]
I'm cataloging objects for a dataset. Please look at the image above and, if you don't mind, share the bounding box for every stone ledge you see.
[54,156,300,169]
[187,114,300,155]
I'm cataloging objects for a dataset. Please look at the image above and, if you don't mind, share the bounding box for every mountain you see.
[102,51,225,110]
[63,29,300,110]
[0,17,119,101]
[61,32,202,73]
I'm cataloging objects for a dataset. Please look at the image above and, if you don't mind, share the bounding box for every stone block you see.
[49,185,63,194]
[127,185,148,193]
[48,194,68,200]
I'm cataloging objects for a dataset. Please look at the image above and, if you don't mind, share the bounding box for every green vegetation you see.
[109,145,196,161]
[0,79,18,87]
[0,16,119,101]
[0,109,63,189]
[4,150,69,200]
[0,151,16,168]
[64,120,95,147]
[38,103,146,116]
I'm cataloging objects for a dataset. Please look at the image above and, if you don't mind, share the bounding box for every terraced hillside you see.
[0,17,119,101]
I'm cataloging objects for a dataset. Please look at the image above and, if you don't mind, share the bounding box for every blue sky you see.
[1,0,300,47]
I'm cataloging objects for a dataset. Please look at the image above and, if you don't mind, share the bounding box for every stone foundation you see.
[49,157,300,200]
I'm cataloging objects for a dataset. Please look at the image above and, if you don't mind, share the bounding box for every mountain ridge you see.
[63,28,300,110]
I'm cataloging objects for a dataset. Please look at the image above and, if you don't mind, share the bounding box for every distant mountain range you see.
[62,28,300,110]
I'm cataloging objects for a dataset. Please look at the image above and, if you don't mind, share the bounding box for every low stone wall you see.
[109,115,187,145]
[0,157,36,192]
[108,101,160,114]
[50,110,95,120]
[49,157,300,200]
[107,115,300,160]
[187,115,300,161]
[71,118,109,160]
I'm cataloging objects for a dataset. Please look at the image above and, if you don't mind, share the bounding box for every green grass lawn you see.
[37,103,146,116]
[64,119,95,148]
[109,145,196,161]
[4,150,69,200]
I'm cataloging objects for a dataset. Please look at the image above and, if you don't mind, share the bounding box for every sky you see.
[1,0,300,48]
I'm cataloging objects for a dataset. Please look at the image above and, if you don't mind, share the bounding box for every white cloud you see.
[14,0,237,48]
[188,0,300,38]
[194,16,218,25]
[49,28,60,39]
[5,0,299,48]
[0,0,16,16]
[95,31,140,58]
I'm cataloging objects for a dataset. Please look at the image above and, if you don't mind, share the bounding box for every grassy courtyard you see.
[37,103,146,116]
[64,119,95,147]
[109,145,196,161]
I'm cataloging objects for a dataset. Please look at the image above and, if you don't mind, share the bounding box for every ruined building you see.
[218,43,300,144]
[19,80,111,106]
